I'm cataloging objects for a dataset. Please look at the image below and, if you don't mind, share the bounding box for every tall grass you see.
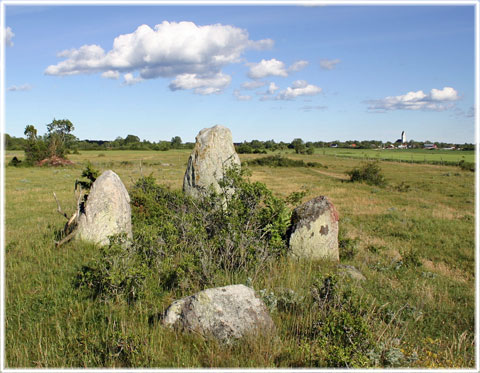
[4,150,475,368]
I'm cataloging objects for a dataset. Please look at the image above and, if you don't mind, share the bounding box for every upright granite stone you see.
[183,125,241,199]
[76,170,132,246]
[163,284,274,343]
[288,196,339,261]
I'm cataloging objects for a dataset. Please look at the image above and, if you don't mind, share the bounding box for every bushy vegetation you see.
[75,167,301,301]
[5,150,474,368]
[244,155,325,168]
[346,161,387,187]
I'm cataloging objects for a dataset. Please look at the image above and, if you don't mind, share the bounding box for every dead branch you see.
[53,192,68,220]
[55,228,78,248]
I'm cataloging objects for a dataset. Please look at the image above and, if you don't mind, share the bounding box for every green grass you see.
[4,149,475,368]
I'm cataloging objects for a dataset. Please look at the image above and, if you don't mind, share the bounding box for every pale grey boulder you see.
[338,264,366,281]
[183,125,241,199]
[76,170,132,246]
[288,196,339,261]
[163,284,275,342]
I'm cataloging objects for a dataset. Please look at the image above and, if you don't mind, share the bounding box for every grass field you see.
[4,149,476,368]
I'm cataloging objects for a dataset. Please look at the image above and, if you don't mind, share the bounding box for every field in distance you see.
[4,149,475,368]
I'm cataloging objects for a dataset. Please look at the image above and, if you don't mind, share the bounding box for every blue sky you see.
[3,3,476,143]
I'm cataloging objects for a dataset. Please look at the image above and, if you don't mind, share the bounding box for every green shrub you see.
[458,160,474,172]
[75,167,296,302]
[346,161,387,187]
[244,155,325,168]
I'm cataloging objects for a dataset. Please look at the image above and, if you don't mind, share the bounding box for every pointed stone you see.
[76,170,132,246]
[183,125,241,199]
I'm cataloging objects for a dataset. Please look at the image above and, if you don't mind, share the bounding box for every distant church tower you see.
[401,131,406,143]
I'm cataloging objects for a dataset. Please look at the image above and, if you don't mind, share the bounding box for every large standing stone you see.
[288,196,339,261]
[163,284,275,343]
[76,170,132,246]
[183,125,241,199]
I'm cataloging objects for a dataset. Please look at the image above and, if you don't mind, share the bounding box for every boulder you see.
[183,125,241,199]
[288,196,339,261]
[76,170,132,246]
[338,264,366,281]
[163,284,274,343]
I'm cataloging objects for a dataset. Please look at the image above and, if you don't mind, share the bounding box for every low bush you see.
[458,160,474,172]
[75,167,299,302]
[244,155,325,168]
[346,161,387,187]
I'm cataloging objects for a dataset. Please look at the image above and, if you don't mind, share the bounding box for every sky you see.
[3,2,477,144]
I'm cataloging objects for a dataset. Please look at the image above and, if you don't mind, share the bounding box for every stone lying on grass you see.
[288,196,339,261]
[163,284,275,343]
[338,264,366,281]
[183,125,241,199]
[76,170,132,246]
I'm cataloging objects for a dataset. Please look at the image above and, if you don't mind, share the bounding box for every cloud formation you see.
[169,72,231,95]
[299,105,327,112]
[247,59,308,79]
[45,21,273,94]
[367,87,460,112]
[319,58,340,70]
[241,80,266,90]
[5,26,14,47]
[7,84,32,92]
[123,73,143,86]
[276,80,322,100]
[233,90,252,101]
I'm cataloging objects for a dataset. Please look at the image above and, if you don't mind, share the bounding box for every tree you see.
[124,134,140,144]
[170,136,182,149]
[24,124,47,164]
[291,138,306,154]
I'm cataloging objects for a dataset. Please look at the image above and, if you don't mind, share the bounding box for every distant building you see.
[424,143,437,149]
[330,143,338,148]
[395,131,408,148]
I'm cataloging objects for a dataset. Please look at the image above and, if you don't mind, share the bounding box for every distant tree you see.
[291,138,306,154]
[124,134,140,144]
[24,124,47,164]
[170,136,182,149]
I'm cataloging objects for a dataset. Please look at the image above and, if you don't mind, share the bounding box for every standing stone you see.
[76,170,132,246]
[183,125,241,199]
[163,284,275,343]
[288,196,339,261]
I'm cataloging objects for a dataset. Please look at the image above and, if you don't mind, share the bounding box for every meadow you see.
[4,148,476,368]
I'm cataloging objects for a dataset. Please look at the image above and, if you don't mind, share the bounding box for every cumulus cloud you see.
[5,27,14,47]
[288,60,309,72]
[247,59,308,79]
[267,82,279,95]
[7,84,32,92]
[123,73,143,86]
[169,72,231,95]
[233,90,252,101]
[367,87,460,112]
[102,70,120,79]
[319,58,341,70]
[241,80,266,90]
[248,58,288,79]
[45,21,272,94]
[276,80,322,100]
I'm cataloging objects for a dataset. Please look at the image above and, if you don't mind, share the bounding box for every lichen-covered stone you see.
[163,284,274,342]
[183,125,241,199]
[76,170,132,246]
[288,196,339,261]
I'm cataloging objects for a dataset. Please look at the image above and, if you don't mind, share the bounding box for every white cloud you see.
[7,84,32,92]
[101,70,120,79]
[248,58,288,79]
[276,80,322,100]
[288,60,309,72]
[247,59,309,79]
[300,105,327,112]
[267,82,279,95]
[123,73,143,86]
[430,87,459,101]
[169,72,231,95]
[319,58,341,70]
[241,81,266,90]
[45,21,272,94]
[367,87,460,112]
[234,90,252,101]
[5,27,14,47]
